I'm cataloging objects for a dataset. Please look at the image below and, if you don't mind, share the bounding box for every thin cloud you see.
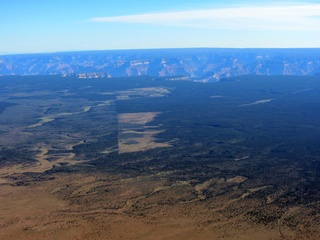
[90,4,320,31]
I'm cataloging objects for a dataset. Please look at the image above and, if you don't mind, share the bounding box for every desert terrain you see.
[1,75,320,239]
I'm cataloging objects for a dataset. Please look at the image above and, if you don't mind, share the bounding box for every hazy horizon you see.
[2,46,320,57]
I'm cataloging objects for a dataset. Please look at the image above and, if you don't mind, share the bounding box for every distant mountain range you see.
[1,48,320,82]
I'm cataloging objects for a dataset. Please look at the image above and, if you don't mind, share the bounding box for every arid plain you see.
[1,75,320,239]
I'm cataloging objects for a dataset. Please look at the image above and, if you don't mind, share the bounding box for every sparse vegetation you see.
[1,75,320,239]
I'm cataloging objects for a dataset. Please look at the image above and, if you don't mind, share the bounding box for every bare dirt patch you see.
[1,170,320,240]
[227,176,248,184]
[118,112,161,125]
[116,87,171,100]
[118,112,172,153]
[0,144,84,182]
[28,106,93,128]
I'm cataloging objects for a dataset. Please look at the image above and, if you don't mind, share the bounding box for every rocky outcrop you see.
[1,48,319,81]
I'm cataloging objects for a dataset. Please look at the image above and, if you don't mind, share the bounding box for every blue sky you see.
[1,0,320,54]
